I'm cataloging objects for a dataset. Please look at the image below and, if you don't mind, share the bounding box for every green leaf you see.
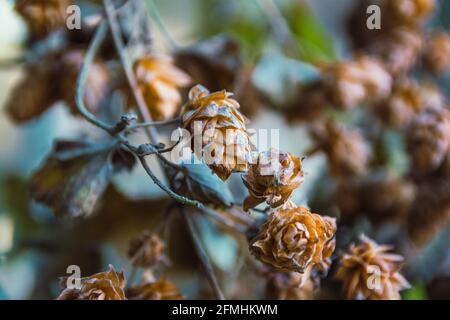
[402,283,427,300]
[170,157,235,207]
[280,0,336,63]
[29,140,136,219]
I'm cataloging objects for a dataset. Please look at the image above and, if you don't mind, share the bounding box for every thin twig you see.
[200,207,249,234]
[138,156,205,209]
[104,0,160,143]
[146,0,179,50]
[76,20,115,133]
[180,207,225,300]
[127,117,181,131]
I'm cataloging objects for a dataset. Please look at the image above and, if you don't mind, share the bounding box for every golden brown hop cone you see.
[266,271,315,300]
[127,279,183,300]
[334,171,416,225]
[15,0,71,39]
[374,78,423,128]
[370,28,423,76]
[311,121,370,177]
[406,108,450,176]
[424,32,450,75]
[242,149,304,211]
[133,54,191,121]
[383,0,436,26]
[407,177,450,246]
[59,50,110,115]
[127,231,165,269]
[321,55,392,110]
[57,265,126,300]
[335,235,410,300]
[4,56,59,123]
[250,206,337,274]
[181,84,251,180]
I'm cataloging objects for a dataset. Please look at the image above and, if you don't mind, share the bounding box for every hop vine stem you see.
[86,0,228,299]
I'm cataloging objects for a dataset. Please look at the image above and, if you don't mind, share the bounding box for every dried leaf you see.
[170,157,234,208]
[175,34,242,92]
[29,140,135,218]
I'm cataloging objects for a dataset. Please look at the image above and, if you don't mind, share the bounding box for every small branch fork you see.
[75,0,258,300]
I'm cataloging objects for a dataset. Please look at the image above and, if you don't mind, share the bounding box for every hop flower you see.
[181,85,251,180]
[371,28,423,76]
[311,121,370,177]
[266,271,315,300]
[384,0,436,26]
[15,0,71,39]
[407,108,450,176]
[374,78,423,128]
[335,235,410,300]
[4,55,59,123]
[134,54,191,120]
[250,206,337,274]
[424,32,450,75]
[60,50,110,115]
[127,278,183,300]
[334,171,416,224]
[322,55,392,109]
[57,265,126,300]
[127,231,165,269]
[242,150,304,211]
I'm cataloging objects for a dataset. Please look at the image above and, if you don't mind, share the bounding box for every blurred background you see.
[1,0,450,300]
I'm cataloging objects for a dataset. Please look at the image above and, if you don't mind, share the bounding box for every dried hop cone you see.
[181,84,251,180]
[407,108,450,176]
[128,279,183,300]
[311,121,370,177]
[57,265,126,300]
[60,50,110,114]
[134,54,191,120]
[335,235,410,300]
[266,271,315,300]
[242,149,304,211]
[374,78,423,128]
[15,0,71,39]
[371,28,423,76]
[322,55,392,109]
[384,0,435,26]
[128,231,164,269]
[250,206,337,274]
[424,32,450,75]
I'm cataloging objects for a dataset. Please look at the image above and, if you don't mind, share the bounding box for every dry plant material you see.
[127,231,165,269]
[266,271,315,300]
[383,0,436,27]
[406,108,450,176]
[134,54,191,120]
[370,28,423,76]
[374,78,423,128]
[15,0,71,39]
[250,206,336,274]
[424,32,450,75]
[321,55,392,109]
[335,235,410,300]
[127,278,183,300]
[57,265,126,300]
[60,50,111,115]
[242,150,304,211]
[311,121,370,177]
[181,84,251,180]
